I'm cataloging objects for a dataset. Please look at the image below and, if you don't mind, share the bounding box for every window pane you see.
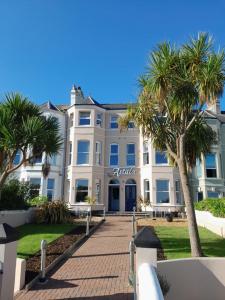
[205,154,216,168]
[157,192,169,203]
[13,151,21,165]
[111,144,118,154]
[207,191,219,198]
[76,179,88,189]
[155,151,168,164]
[110,116,118,128]
[77,153,89,164]
[128,121,135,128]
[79,112,90,125]
[47,178,55,189]
[47,190,53,201]
[127,144,135,154]
[78,141,89,152]
[127,155,135,166]
[110,155,118,166]
[30,178,41,186]
[156,180,169,191]
[196,158,202,178]
[76,179,88,202]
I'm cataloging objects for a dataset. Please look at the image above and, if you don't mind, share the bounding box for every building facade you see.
[13,86,225,212]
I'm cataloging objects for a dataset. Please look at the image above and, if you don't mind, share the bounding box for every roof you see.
[40,101,60,112]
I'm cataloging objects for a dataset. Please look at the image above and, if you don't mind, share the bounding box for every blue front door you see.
[125,185,136,211]
[108,186,120,211]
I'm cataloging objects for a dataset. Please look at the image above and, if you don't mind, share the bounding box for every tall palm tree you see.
[120,33,225,256]
[0,93,62,190]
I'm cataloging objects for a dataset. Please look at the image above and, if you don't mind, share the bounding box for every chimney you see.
[70,85,85,105]
[207,100,220,114]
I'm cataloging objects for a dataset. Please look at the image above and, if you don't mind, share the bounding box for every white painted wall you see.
[0,208,36,227]
[158,258,225,300]
[195,210,225,237]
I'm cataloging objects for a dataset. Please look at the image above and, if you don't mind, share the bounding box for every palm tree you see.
[0,93,62,190]
[120,33,225,256]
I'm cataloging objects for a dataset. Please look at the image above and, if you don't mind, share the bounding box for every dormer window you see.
[96,113,103,127]
[79,112,91,126]
[110,115,118,129]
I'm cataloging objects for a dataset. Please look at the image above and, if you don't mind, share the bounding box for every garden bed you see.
[24,224,89,284]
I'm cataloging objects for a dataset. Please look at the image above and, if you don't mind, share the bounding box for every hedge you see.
[195,198,225,218]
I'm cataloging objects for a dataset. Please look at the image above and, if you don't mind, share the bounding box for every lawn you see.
[137,218,225,259]
[156,226,225,259]
[17,223,76,259]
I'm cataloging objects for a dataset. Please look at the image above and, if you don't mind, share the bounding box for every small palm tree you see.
[120,33,224,257]
[0,93,62,190]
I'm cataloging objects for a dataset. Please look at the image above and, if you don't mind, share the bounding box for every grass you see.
[155,225,225,259]
[17,223,76,259]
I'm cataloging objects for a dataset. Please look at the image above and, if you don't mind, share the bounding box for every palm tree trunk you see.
[177,158,203,257]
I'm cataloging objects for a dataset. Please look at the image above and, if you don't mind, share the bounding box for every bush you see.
[27,196,48,207]
[35,200,70,224]
[195,198,225,218]
[0,179,31,210]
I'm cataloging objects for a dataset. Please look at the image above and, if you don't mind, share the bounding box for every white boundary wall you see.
[195,210,225,237]
[158,258,225,300]
[0,208,36,227]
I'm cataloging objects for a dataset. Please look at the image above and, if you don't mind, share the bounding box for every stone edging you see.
[24,219,105,291]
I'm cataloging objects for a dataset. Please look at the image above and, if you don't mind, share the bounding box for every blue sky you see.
[1,0,225,108]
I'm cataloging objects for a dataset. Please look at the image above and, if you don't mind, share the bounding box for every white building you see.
[13,86,225,212]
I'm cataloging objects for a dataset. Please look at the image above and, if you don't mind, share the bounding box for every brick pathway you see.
[15,216,134,300]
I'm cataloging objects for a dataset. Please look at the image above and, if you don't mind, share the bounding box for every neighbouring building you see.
[13,85,225,212]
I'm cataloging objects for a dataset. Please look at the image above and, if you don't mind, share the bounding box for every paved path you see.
[15,216,134,300]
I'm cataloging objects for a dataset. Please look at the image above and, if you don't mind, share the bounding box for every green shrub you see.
[35,200,71,224]
[84,196,96,205]
[27,196,48,207]
[0,179,31,210]
[195,198,225,218]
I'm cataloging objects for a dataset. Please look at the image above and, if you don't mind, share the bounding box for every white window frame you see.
[156,179,170,204]
[96,141,102,165]
[110,115,118,129]
[79,111,91,126]
[77,140,90,165]
[126,143,135,167]
[109,143,119,166]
